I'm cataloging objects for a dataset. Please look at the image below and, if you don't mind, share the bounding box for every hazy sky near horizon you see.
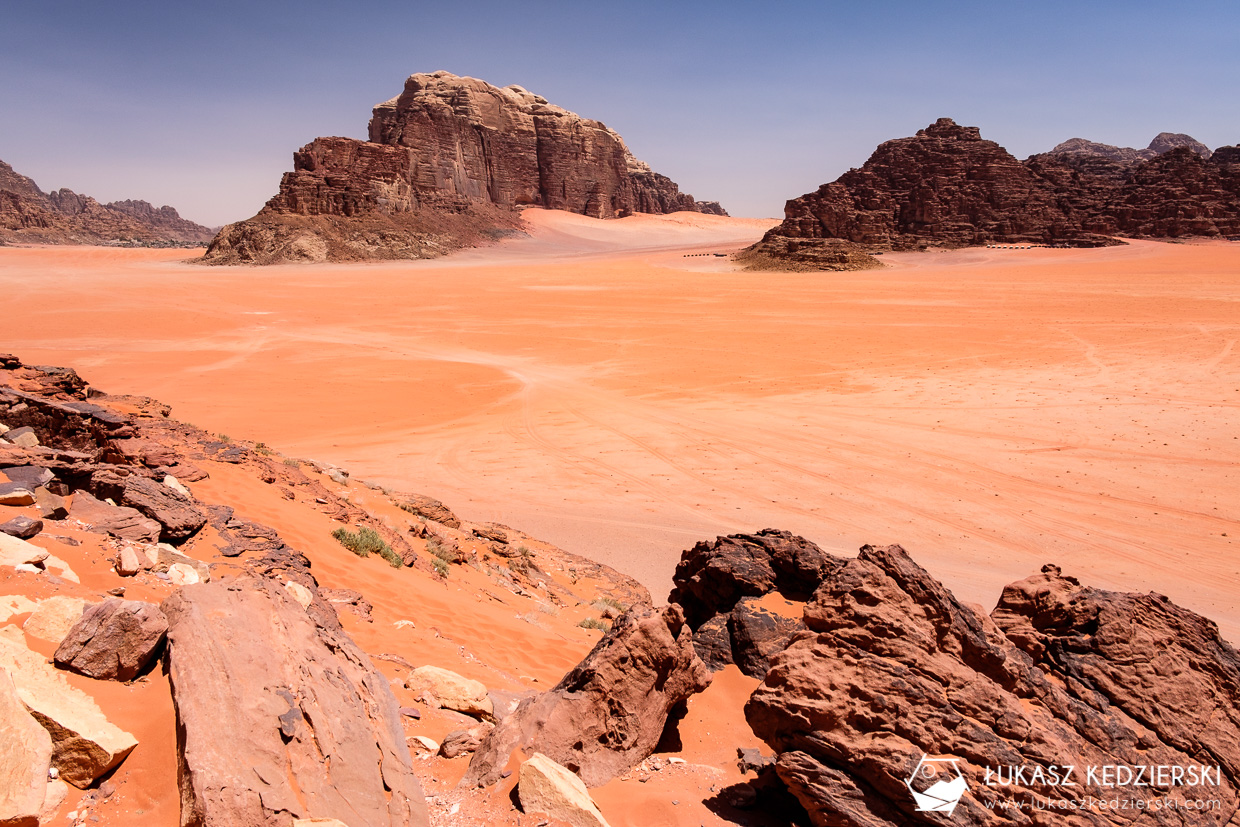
[3,0,1236,226]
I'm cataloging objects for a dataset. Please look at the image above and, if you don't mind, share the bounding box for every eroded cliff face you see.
[204,71,724,264]
[0,160,213,246]
[745,118,1240,270]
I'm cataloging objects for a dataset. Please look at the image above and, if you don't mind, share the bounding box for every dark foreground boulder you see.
[163,577,428,827]
[744,546,1240,826]
[54,599,167,681]
[463,604,710,788]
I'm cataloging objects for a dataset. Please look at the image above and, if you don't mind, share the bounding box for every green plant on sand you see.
[332,526,403,569]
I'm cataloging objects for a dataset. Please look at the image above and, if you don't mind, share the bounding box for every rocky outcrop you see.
[668,529,838,677]
[204,71,724,264]
[747,118,1240,268]
[463,604,710,788]
[87,469,206,543]
[744,546,1240,826]
[54,599,167,681]
[1049,132,1213,163]
[0,159,212,246]
[162,577,429,827]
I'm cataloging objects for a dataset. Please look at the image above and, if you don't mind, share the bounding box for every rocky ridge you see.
[204,71,725,264]
[0,160,213,246]
[747,118,1240,269]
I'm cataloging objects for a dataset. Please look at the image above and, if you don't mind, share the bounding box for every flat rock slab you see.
[0,627,137,788]
[68,491,160,544]
[55,599,167,681]
[23,596,89,645]
[163,577,428,827]
[0,533,48,568]
[0,666,53,826]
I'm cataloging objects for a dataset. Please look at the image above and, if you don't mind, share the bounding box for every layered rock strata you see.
[0,160,212,246]
[204,71,724,264]
[748,118,1240,269]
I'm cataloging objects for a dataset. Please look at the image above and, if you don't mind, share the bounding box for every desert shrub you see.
[427,537,459,564]
[432,557,449,578]
[508,545,536,576]
[578,617,609,631]
[283,458,301,467]
[591,596,627,612]
[217,433,231,443]
[332,526,402,568]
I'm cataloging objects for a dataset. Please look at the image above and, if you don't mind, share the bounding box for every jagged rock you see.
[0,159,212,245]
[54,600,167,681]
[668,529,836,676]
[0,627,138,788]
[68,491,160,543]
[0,534,48,568]
[203,72,724,265]
[1049,132,1213,163]
[744,544,1240,826]
[405,665,494,720]
[0,467,53,490]
[0,516,42,540]
[397,494,460,528]
[22,597,89,645]
[88,469,206,542]
[0,667,53,827]
[518,752,611,827]
[727,598,802,679]
[463,604,710,788]
[162,578,428,826]
[471,524,507,543]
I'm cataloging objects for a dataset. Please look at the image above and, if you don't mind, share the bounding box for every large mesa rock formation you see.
[746,118,1240,269]
[204,71,725,264]
[664,533,1240,826]
[0,160,213,246]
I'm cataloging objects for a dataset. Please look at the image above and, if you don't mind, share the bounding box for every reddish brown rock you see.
[463,604,710,788]
[397,493,460,528]
[668,529,837,676]
[744,545,1240,826]
[54,600,167,682]
[0,159,212,246]
[67,491,161,544]
[88,468,206,542]
[204,72,724,265]
[747,119,1240,268]
[163,578,428,826]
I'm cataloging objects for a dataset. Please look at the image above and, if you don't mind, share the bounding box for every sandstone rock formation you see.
[747,118,1240,268]
[21,596,88,645]
[163,577,429,827]
[0,160,212,246]
[204,71,724,264]
[743,546,1240,826]
[405,665,494,720]
[668,528,837,677]
[54,599,167,681]
[0,667,53,827]
[518,753,612,827]
[0,627,138,788]
[463,604,710,788]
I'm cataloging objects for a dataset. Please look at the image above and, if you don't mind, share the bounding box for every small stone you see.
[107,588,125,597]
[167,563,200,586]
[6,427,39,448]
[0,516,42,539]
[398,706,421,719]
[116,546,142,577]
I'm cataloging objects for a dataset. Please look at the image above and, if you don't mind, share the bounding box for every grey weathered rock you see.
[68,491,160,543]
[54,600,168,681]
[0,516,42,540]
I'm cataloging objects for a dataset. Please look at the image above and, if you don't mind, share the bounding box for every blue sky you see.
[2,0,1236,226]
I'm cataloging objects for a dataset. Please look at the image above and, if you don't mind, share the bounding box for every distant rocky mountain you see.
[204,71,726,265]
[745,118,1240,269]
[1049,132,1212,163]
[0,160,213,246]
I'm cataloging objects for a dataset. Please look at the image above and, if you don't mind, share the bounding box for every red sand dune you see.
[2,209,1237,643]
